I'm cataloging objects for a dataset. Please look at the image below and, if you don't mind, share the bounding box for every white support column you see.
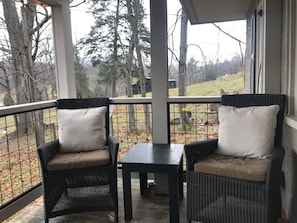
[150,0,169,194]
[51,0,76,98]
[150,0,169,144]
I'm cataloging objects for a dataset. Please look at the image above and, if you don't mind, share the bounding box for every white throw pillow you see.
[57,106,107,153]
[217,105,280,158]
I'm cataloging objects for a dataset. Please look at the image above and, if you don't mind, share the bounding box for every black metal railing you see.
[0,101,57,222]
[168,97,220,144]
[0,96,221,222]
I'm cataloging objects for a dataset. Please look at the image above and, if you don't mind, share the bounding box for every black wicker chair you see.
[37,98,119,223]
[185,94,286,223]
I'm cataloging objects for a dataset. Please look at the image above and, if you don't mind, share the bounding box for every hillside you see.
[137,72,244,97]
[0,72,244,103]
[170,72,244,96]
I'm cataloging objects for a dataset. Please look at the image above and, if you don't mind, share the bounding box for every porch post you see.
[150,0,170,194]
[51,0,76,98]
[150,0,169,143]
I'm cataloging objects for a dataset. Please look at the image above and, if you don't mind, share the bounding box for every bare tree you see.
[1,0,51,144]
[178,7,189,130]
[0,38,15,106]
[126,0,151,133]
[124,0,137,133]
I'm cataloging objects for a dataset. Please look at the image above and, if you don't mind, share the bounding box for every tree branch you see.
[212,23,245,44]
[70,0,87,8]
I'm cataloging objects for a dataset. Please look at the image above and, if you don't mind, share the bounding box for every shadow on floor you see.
[8,181,188,223]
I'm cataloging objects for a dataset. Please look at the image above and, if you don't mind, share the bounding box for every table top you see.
[119,143,184,166]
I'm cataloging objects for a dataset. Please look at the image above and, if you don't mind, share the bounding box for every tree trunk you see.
[178,7,188,131]
[125,0,139,133]
[2,0,32,135]
[111,0,120,98]
[126,0,151,133]
[22,3,37,103]
[2,1,50,142]
[134,0,151,133]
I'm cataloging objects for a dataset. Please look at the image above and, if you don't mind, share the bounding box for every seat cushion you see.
[57,106,107,153]
[194,153,269,182]
[217,105,280,158]
[47,149,110,171]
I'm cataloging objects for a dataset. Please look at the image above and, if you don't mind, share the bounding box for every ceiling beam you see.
[179,0,252,24]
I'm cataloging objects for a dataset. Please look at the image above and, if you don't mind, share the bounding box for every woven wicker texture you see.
[185,94,286,223]
[37,98,119,223]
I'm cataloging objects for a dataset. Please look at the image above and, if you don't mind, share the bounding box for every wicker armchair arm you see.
[108,136,119,167]
[37,139,59,171]
[184,139,218,170]
[265,145,285,222]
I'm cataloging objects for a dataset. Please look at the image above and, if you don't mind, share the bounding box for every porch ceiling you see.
[179,0,252,24]
[34,0,252,24]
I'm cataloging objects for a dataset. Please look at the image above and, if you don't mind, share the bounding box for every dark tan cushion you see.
[47,149,110,171]
[194,153,269,182]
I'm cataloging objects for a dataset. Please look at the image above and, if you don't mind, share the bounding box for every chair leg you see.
[109,175,119,223]
[114,208,119,223]
[114,195,119,223]
[43,199,49,223]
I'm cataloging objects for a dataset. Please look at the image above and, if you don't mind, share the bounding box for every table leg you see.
[179,156,184,199]
[168,168,180,223]
[122,166,133,222]
[139,172,148,196]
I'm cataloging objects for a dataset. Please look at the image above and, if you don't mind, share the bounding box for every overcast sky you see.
[70,0,246,63]
[0,1,246,63]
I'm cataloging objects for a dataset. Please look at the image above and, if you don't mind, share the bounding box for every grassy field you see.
[134,72,244,97]
[184,72,244,96]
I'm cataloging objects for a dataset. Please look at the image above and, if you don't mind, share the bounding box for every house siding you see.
[282,125,297,221]
[280,0,297,221]
[245,0,297,221]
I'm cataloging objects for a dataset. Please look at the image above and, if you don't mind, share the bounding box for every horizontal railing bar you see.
[0,96,222,117]
[110,97,152,104]
[0,100,56,117]
[167,96,221,103]
[110,96,221,104]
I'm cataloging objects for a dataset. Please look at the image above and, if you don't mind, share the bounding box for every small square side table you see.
[119,143,184,223]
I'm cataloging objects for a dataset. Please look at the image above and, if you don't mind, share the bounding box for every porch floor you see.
[8,180,188,223]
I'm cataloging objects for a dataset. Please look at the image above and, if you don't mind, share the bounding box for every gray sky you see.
[69,0,246,62]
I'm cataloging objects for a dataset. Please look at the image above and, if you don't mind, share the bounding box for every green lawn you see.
[134,72,244,97]
[170,72,244,96]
